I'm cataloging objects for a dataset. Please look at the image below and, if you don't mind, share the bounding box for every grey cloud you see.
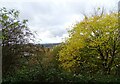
[49,26,67,37]
[0,0,119,43]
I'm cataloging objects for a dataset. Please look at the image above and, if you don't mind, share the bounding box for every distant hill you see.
[41,43,61,48]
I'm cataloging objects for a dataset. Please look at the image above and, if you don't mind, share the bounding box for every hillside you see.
[41,43,60,48]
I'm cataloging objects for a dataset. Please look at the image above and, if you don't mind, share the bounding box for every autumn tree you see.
[59,10,120,75]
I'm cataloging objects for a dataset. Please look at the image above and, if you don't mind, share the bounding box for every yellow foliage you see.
[59,12,119,72]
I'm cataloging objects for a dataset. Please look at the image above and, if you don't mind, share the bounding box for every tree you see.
[0,7,34,75]
[59,11,120,75]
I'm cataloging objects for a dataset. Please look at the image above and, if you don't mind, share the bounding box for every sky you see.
[0,0,119,44]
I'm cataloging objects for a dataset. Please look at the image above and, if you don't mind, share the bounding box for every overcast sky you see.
[0,0,119,43]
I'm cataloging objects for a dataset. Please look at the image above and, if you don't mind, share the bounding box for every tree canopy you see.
[0,7,34,75]
[59,12,120,75]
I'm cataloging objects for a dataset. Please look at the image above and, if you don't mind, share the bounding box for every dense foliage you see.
[1,8,120,83]
[0,7,34,78]
[59,12,120,76]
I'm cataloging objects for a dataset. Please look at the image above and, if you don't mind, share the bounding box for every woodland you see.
[0,7,120,83]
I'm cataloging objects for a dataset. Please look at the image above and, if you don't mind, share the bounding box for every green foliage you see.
[2,8,120,83]
[2,44,46,83]
[59,12,120,75]
[0,7,34,78]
